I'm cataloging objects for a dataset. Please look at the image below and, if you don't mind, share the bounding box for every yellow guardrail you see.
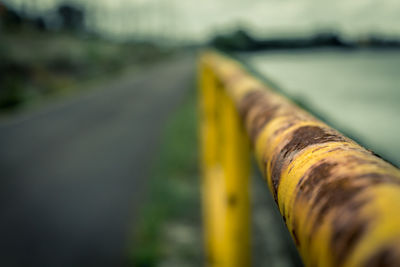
[198,50,400,267]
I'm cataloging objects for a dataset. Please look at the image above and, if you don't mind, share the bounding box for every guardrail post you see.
[199,59,251,267]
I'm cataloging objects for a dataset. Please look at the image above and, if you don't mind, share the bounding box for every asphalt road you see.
[0,54,195,267]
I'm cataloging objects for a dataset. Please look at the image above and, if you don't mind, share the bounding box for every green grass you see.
[129,88,201,267]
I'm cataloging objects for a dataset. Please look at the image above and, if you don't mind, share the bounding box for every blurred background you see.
[1,0,399,266]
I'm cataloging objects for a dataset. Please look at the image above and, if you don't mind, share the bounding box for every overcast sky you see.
[6,0,400,41]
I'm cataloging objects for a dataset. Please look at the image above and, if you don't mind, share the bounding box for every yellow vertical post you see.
[220,88,251,267]
[199,62,225,266]
[199,57,251,267]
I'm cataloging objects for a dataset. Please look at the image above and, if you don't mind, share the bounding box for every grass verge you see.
[130,88,201,267]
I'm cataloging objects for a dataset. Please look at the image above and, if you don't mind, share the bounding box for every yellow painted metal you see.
[199,59,251,267]
[199,62,223,265]
[199,50,400,267]
[220,82,251,267]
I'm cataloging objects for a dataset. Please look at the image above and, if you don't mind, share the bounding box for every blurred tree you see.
[57,4,84,31]
[0,3,22,29]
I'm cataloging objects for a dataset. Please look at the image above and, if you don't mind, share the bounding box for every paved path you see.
[0,54,195,267]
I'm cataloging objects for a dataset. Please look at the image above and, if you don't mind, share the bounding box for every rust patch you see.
[238,90,281,142]
[238,90,265,122]
[296,162,338,201]
[311,145,329,154]
[297,169,371,266]
[215,78,224,89]
[272,120,297,137]
[295,159,400,266]
[310,178,365,228]
[327,147,342,153]
[281,126,345,157]
[270,158,285,200]
[288,165,295,175]
[292,229,300,246]
[227,194,237,207]
[330,198,369,266]
[363,246,400,267]
[291,217,302,247]
[270,126,345,198]
[249,105,280,142]
[297,162,366,265]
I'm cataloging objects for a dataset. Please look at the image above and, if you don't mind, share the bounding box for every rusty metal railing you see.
[198,50,400,267]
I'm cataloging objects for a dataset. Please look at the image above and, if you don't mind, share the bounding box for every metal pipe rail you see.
[198,50,400,267]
